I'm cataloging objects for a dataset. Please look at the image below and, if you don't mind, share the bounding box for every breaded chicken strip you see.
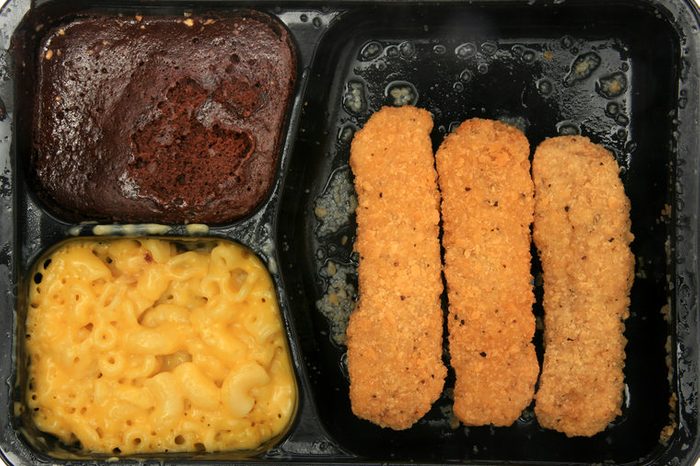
[436,119,539,426]
[346,106,446,430]
[533,136,634,437]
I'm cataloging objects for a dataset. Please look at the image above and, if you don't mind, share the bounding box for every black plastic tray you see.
[0,0,699,465]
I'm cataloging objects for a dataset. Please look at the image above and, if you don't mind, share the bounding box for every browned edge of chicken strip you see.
[346,106,446,430]
[436,118,539,426]
[533,136,634,437]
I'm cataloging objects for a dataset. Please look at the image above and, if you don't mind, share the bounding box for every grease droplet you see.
[343,80,366,115]
[480,41,498,56]
[557,121,580,135]
[596,72,628,99]
[338,125,356,144]
[453,82,464,93]
[477,63,489,74]
[537,79,553,96]
[300,13,308,22]
[605,102,620,117]
[359,41,383,61]
[511,44,525,56]
[386,81,418,106]
[522,50,536,63]
[386,46,399,58]
[312,17,322,28]
[616,114,630,126]
[399,41,415,58]
[459,69,473,83]
[433,44,446,55]
[455,43,477,59]
[564,52,601,86]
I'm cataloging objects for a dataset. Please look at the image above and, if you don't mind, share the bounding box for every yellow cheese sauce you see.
[25,239,296,455]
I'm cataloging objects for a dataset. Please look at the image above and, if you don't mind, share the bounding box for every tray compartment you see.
[16,236,300,459]
[14,5,297,226]
[278,2,692,464]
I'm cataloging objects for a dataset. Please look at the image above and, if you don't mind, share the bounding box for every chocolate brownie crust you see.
[32,12,296,224]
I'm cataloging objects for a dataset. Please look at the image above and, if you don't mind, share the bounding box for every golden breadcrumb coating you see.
[436,118,539,426]
[346,106,446,430]
[533,136,634,437]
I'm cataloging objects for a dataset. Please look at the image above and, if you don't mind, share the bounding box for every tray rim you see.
[0,0,698,465]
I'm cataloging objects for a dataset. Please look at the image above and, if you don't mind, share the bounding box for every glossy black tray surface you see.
[0,0,699,465]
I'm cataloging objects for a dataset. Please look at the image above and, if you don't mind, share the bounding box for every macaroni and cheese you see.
[25,239,296,454]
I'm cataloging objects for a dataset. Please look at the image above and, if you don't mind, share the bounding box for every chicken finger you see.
[346,106,446,430]
[436,118,539,426]
[533,136,634,437]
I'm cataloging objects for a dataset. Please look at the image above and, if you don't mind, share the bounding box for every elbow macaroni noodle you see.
[25,239,297,454]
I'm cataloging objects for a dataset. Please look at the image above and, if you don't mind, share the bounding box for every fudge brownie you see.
[32,12,296,224]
